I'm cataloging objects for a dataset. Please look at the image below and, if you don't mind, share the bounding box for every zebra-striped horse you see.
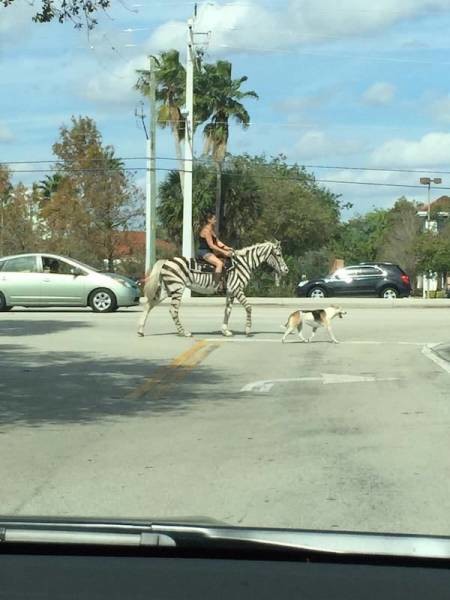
[137,240,288,338]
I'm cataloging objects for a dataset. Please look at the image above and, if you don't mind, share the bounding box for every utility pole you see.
[145,55,157,275]
[419,176,442,298]
[182,16,195,296]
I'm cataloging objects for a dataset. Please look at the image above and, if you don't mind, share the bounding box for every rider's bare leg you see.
[205,254,224,290]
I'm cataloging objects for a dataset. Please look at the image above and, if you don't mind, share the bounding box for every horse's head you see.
[266,240,289,276]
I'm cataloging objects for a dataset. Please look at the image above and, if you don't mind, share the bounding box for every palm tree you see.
[202,60,258,233]
[37,173,64,203]
[136,50,186,189]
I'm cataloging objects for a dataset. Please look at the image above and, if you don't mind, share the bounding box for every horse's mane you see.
[234,241,273,256]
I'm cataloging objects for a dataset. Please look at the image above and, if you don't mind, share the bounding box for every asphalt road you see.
[1,302,450,535]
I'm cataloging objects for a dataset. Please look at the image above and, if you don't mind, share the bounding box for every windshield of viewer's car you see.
[1,0,450,540]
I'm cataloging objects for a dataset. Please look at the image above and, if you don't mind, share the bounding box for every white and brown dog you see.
[281,305,347,344]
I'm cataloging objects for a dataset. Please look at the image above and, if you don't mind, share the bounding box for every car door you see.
[0,255,41,305]
[354,266,384,295]
[40,256,87,305]
[328,267,361,296]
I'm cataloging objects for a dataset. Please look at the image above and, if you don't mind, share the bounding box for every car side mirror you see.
[72,267,84,277]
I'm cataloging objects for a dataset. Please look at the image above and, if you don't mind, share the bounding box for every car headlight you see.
[117,278,133,289]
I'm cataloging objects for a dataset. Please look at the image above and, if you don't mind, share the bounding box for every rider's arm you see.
[204,231,231,257]
[216,239,233,251]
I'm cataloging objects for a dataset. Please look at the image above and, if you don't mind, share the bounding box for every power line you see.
[3,156,450,176]
[5,166,450,192]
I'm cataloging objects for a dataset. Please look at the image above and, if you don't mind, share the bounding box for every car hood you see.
[100,272,139,286]
[2,516,450,559]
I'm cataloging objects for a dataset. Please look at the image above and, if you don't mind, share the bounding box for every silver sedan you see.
[0,253,141,313]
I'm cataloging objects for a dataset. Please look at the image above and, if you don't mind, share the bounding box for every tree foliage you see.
[42,116,144,268]
[2,0,110,29]
[378,197,421,280]
[332,209,389,264]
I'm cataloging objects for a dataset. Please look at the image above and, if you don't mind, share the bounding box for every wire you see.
[3,156,450,176]
[6,165,449,192]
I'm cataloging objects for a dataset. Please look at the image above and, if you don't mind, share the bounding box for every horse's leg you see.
[235,290,252,336]
[137,300,153,337]
[169,288,192,337]
[221,294,234,337]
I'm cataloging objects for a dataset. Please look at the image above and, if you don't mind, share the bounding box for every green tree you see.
[0,165,13,255]
[37,172,65,204]
[42,116,143,268]
[333,209,389,264]
[2,0,110,28]
[202,60,258,233]
[135,49,210,191]
[136,50,186,186]
[416,226,450,277]
[379,197,420,280]
[1,183,41,255]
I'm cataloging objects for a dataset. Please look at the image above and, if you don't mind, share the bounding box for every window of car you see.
[333,267,359,279]
[42,256,79,275]
[1,256,38,273]
[357,267,383,277]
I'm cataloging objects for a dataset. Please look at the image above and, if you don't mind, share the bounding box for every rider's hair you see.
[199,210,216,229]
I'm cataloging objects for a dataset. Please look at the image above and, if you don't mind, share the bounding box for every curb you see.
[140,297,450,309]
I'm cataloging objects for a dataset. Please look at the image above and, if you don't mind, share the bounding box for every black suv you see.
[296,262,412,299]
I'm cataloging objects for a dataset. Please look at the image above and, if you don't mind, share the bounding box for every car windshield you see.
[65,258,99,272]
[2,0,450,546]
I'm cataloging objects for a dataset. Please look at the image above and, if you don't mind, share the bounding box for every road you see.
[1,302,450,535]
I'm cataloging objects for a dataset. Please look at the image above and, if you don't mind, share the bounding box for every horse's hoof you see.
[137,331,144,337]
[183,332,193,337]
[222,329,233,337]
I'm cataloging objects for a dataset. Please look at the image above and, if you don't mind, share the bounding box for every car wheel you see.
[380,286,398,299]
[308,286,327,299]
[0,292,12,312]
[88,288,117,313]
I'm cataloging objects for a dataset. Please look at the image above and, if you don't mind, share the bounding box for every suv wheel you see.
[308,286,327,299]
[380,286,398,299]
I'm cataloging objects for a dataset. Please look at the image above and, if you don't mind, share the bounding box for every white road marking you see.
[422,344,450,374]
[204,338,437,346]
[241,374,399,393]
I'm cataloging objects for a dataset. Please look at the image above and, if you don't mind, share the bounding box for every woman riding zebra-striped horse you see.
[137,231,289,338]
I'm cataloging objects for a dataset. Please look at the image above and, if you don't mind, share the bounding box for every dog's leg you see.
[326,324,339,344]
[297,323,307,342]
[282,326,295,343]
[308,326,318,342]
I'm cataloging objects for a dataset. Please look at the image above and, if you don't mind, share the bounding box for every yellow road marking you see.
[127,339,221,400]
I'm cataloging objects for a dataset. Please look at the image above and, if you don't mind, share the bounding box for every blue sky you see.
[3,0,450,218]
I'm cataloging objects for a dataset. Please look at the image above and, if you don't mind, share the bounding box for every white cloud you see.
[362,82,396,106]
[0,123,14,143]
[80,0,450,107]
[146,0,450,54]
[371,131,450,167]
[82,56,146,105]
[294,129,363,159]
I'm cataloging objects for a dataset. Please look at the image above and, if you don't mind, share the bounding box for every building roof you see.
[113,231,176,257]
[417,195,450,213]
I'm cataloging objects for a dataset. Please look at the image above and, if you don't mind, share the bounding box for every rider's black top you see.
[199,234,217,251]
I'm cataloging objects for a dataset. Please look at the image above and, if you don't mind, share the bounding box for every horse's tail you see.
[143,259,166,304]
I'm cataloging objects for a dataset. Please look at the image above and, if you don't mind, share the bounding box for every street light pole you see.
[419,176,442,298]
[182,16,195,297]
[144,55,157,276]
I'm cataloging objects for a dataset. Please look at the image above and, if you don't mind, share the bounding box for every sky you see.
[3,0,450,219]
